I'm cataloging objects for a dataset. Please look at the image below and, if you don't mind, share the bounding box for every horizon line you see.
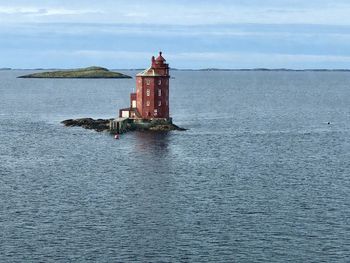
[2,67,350,72]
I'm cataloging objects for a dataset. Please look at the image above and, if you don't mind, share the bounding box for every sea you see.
[0,70,350,262]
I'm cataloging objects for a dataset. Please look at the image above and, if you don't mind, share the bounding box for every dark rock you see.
[62,118,187,133]
[148,124,187,131]
[61,118,112,132]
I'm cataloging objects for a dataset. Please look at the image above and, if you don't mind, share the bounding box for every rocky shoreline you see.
[61,118,186,133]
[61,118,112,132]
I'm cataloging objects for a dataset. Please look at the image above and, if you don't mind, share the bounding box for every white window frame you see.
[158,89,161,96]
[122,110,130,118]
[158,100,162,106]
[158,79,162,85]
[146,79,150,85]
[146,89,150,96]
[146,100,150,106]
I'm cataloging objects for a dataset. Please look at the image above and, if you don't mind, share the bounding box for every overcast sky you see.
[1,0,350,69]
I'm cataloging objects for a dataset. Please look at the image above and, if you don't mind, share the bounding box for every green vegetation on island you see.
[18,66,132,79]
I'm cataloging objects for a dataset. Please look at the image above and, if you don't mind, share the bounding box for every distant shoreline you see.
[2,68,350,72]
[173,68,350,72]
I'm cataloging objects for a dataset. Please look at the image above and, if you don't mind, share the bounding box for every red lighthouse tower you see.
[119,52,170,120]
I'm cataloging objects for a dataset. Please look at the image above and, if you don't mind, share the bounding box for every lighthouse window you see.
[146,100,150,106]
[146,79,150,85]
[158,79,162,85]
[158,101,162,106]
[158,89,161,96]
[146,89,150,96]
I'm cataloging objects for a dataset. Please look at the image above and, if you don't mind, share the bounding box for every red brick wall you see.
[135,54,170,119]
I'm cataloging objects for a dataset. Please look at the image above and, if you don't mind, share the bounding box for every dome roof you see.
[155,51,166,62]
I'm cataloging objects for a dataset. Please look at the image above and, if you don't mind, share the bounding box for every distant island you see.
[18,66,132,79]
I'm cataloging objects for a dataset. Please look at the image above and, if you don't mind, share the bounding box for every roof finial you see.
[159,51,162,56]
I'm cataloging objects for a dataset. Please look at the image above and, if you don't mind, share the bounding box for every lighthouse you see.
[111,52,184,133]
[119,52,170,120]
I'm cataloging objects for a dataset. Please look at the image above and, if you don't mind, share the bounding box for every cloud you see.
[53,49,350,68]
[124,12,149,18]
[72,50,151,59]
[4,22,350,39]
[169,52,350,63]
[1,1,350,68]
[2,1,350,25]
[2,44,350,69]
[0,6,101,17]
[0,7,41,15]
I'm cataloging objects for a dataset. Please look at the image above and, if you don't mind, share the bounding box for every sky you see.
[1,0,350,69]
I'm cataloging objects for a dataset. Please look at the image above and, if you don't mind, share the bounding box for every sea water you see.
[1,70,350,262]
